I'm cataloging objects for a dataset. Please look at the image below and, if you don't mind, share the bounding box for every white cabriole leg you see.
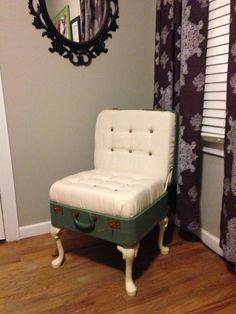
[117,243,140,296]
[50,225,64,268]
[158,217,169,255]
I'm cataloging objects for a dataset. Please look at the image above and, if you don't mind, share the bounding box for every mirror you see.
[45,0,107,43]
[28,0,119,66]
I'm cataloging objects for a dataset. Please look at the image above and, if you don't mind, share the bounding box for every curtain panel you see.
[80,0,106,42]
[154,0,209,231]
[220,0,236,270]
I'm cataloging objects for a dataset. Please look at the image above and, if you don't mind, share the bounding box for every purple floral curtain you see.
[80,0,106,41]
[154,0,209,231]
[220,1,236,270]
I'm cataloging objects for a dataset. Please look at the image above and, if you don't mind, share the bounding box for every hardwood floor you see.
[0,226,235,314]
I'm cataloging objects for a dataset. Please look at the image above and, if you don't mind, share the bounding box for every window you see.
[202,0,230,143]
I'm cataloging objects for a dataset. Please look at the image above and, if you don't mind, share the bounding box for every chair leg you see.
[158,217,169,255]
[117,243,140,296]
[50,225,64,268]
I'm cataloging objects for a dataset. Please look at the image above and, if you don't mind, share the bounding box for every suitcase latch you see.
[108,219,120,229]
[53,206,63,215]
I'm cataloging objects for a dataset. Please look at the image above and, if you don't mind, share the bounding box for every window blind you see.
[202,0,230,140]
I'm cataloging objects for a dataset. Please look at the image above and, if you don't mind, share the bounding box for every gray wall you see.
[200,153,224,238]
[0,0,156,226]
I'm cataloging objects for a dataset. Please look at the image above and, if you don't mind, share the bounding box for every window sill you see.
[202,146,224,157]
[202,135,224,158]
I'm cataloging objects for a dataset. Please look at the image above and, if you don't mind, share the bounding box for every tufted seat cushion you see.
[50,169,165,218]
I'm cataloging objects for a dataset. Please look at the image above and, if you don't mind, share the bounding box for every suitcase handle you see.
[73,213,96,232]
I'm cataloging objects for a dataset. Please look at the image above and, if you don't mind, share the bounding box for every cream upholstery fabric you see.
[50,110,176,218]
[50,169,164,218]
[95,110,176,183]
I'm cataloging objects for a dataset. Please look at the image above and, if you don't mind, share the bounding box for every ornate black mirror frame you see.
[28,0,119,66]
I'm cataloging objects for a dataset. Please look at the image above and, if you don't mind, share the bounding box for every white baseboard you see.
[194,228,223,257]
[19,221,223,258]
[19,221,51,239]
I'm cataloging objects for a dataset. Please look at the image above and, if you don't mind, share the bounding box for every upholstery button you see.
[114,189,118,191]
[111,148,114,152]
[150,129,154,133]
[129,149,132,153]
[93,185,97,187]
[111,128,114,132]
[149,152,152,156]
[129,129,132,133]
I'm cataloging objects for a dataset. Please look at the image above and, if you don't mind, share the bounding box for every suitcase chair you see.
[50,109,178,296]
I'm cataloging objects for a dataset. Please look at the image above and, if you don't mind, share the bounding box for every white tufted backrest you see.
[94,110,176,183]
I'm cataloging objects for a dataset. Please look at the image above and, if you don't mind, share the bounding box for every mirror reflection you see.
[45,0,107,42]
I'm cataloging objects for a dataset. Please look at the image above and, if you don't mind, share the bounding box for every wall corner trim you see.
[194,228,223,257]
[0,72,19,241]
[19,221,51,239]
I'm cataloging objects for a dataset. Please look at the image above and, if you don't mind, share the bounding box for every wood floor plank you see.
[0,227,235,313]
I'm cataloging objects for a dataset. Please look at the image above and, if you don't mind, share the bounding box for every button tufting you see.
[129,129,132,133]
[150,129,154,133]
[111,148,114,152]
[111,128,114,132]
[149,152,152,156]
[93,185,97,187]
[114,189,118,191]
[129,149,132,153]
